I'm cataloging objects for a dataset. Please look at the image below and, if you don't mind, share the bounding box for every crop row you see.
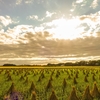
[0,67,100,100]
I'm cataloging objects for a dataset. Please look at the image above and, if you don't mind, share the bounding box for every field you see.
[0,66,100,100]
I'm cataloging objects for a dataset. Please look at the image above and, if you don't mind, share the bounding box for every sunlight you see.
[47,18,85,40]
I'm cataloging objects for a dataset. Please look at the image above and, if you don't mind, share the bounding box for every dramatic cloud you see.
[79,11,100,37]
[0,32,100,65]
[0,25,35,44]
[0,0,100,65]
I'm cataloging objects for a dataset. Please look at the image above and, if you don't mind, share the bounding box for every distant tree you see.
[3,64,16,66]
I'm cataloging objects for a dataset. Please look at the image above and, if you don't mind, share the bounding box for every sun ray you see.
[46,18,85,40]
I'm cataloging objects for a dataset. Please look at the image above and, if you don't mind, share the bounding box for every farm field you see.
[0,66,100,100]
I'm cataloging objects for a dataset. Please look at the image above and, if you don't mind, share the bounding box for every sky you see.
[0,0,100,65]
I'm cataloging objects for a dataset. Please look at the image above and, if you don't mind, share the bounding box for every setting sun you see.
[46,18,84,40]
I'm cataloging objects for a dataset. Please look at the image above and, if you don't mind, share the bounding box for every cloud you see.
[0,24,54,45]
[46,11,55,18]
[16,0,33,5]
[25,0,33,4]
[27,11,56,22]
[0,21,100,65]
[27,11,100,40]
[0,16,19,27]
[1,0,100,65]
[29,15,38,20]
[71,0,99,15]
[0,25,35,44]
[79,11,100,37]
[0,30,54,64]
[16,0,22,5]
[41,17,91,39]
[28,15,44,21]
[76,0,84,4]
[96,32,100,37]
[0,16,13,27]
[0,33,100,65]
[90,0,98,9]
[28,13,100,40]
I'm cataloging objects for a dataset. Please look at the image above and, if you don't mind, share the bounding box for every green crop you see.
[0,66,100,100]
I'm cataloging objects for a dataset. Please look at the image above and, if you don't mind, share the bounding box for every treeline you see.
[3,64,16,66]
[2,60,100,66]
[47,60,100,66]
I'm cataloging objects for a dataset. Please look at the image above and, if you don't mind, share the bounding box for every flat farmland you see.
[0,66,100,100]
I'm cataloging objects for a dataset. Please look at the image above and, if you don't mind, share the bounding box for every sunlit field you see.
[0,66,100,100]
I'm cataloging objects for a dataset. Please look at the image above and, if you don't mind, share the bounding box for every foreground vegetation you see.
[0,66,100,100]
